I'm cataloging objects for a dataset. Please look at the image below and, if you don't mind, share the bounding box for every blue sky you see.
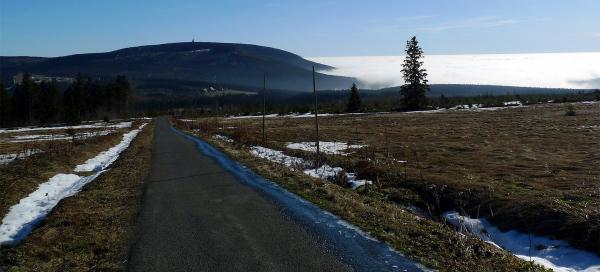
[1,0,599,57]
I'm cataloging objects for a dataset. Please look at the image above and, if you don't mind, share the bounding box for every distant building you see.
[12,73,75,85]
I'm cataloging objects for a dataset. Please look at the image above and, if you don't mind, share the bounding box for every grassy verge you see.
[0,122,154,271]
[175,123,545,272]
[0,123,144,219]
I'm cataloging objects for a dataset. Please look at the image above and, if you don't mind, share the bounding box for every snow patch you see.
[444,211,600,272]
[0,149,42,165]
[304,165,372,189]
[250,146,308,169]
[0,121,131,134]
[74,124,147,172]
[227,112,375,119]
[503,101,524,107]
[286,141,365,156]
[0,123,148,246]
[212,134,234,143]
[0,172,103,246]
[6,130,115,143]
[250,146,371,189]
[190,49,210,53]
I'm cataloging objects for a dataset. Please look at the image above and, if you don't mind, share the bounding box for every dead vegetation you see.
[175,102,599,268]
[0,122,154,271]
[0,120,144,225]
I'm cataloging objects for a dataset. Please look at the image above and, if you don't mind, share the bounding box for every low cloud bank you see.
[310,52,600,89]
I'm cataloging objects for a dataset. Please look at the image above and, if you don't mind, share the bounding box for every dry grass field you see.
[176,102,600,259]
[0,122,154,271]
[0,121,144,225]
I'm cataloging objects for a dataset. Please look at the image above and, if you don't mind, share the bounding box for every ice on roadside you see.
[286,141,365,156]
[444,211,600,272]
[74,124,147,172]
[0,172,103,246]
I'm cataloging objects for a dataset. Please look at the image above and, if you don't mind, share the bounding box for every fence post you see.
[262,73,266,145]
[313,66,320,160]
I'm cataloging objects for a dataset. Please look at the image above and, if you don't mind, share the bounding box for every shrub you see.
[565,105,576,116]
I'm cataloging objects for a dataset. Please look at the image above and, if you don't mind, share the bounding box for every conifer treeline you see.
[0,74,132,128]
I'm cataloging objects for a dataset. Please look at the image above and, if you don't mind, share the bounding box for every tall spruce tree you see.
[400,36,429,110]
[347,83,362,113]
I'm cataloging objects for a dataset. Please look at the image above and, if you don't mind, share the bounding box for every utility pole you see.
[262,73,266,145]
[313,66,320,159]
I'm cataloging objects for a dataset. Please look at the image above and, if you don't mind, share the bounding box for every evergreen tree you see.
[439,94,450,109]
[35,80,61,124]
[0,83,11,127]
[400,36,429,110]
[62,75,85,125]
[114,75,132,117]
[347,83,362,113]
[13,73,35,125]
[87,79,102,117]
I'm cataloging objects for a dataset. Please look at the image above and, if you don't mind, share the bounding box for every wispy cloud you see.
[393,15,435,22]
[420,16,540,32]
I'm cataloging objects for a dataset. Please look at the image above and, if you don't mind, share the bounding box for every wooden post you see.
[313,66,320,159]
[262,73,266,145]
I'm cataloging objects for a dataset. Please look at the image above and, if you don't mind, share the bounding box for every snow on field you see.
[304,165,372,189]
[225,104,530,119]
[6,130,115,143]
[286,141,365,156]
[227,112,373,119]
[250,146,372,189]
[503,101,524,107]
[0,121,131,134]
[0,149,42,165]
[0,123,148,245]
[250,146,308,169]
[74,124,147,172]
[212,134,234,143]
[444,211,600,272]
[578,125,600,130]
[227,114,280,119]
[0,172,102,246]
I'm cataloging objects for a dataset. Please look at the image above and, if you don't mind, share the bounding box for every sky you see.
[1,0,599,57]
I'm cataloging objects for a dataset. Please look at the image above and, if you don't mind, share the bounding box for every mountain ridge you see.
[0,42,354,91]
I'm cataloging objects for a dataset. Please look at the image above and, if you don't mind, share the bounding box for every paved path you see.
[128,119,349,272]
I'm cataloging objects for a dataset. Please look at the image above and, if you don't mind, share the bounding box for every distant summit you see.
[0,42,354,92]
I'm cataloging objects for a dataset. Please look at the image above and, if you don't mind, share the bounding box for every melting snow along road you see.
[128,119,427,272]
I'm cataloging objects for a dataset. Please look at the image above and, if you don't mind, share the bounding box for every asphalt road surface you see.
[128,119,350,272]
